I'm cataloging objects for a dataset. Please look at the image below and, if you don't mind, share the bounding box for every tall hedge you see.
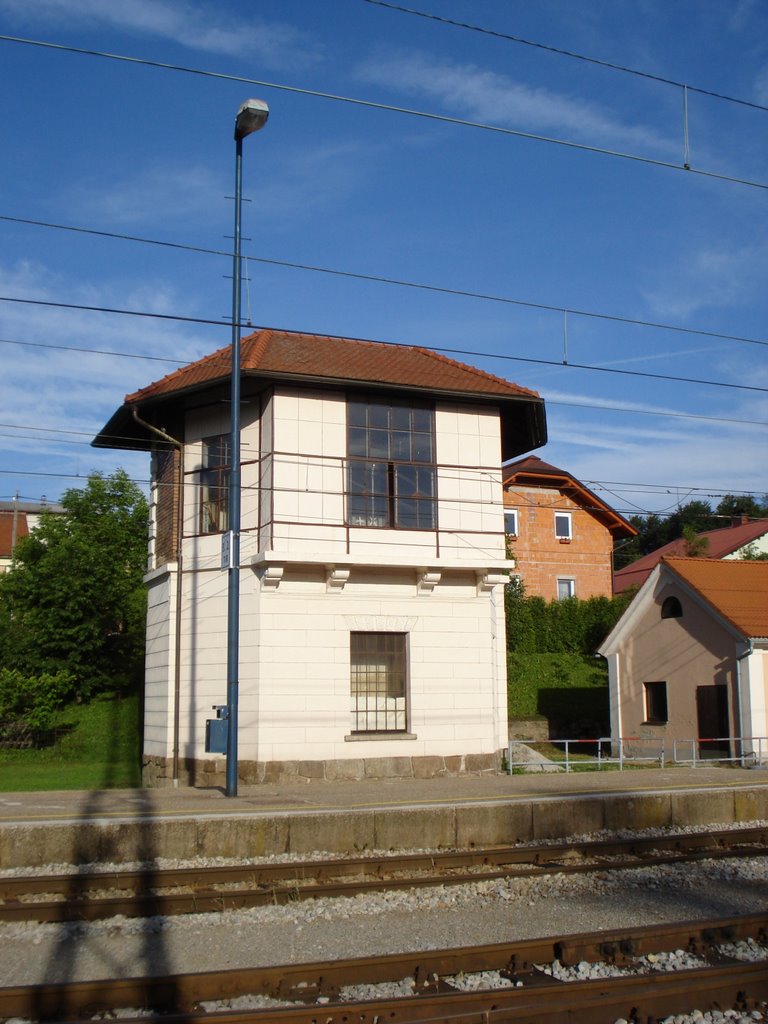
[505,584,632,655]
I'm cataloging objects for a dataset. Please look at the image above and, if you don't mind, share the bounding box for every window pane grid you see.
[200,436,230,534]
[347,397,436,530]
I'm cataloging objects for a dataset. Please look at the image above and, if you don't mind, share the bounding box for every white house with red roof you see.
[94,329,547,787]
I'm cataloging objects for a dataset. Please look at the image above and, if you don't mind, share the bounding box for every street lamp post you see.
[226,98,269,798]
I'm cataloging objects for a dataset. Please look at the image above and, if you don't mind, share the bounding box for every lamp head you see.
[234,99,269,141]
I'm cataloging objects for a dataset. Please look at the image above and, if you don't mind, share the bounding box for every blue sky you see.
[1,0,766,519]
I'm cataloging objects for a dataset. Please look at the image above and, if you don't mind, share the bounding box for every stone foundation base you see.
[142,751,505,788]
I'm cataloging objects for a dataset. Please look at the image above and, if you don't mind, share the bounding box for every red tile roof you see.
[614,519,768,593]
[95,328,547,460]
[126,329,541,404]
[663,556,768,638]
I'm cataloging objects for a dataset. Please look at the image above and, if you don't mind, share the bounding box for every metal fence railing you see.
[507,736,768,773]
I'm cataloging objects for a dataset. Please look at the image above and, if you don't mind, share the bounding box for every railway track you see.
[2,912,767,1022]
[1,825,767,924]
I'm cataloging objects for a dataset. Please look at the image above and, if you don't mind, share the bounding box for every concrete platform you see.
[2,767,768,869]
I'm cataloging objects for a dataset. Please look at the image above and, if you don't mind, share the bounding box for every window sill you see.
[345,732,417,742]
[558,538,572,544]
[641,721,668,727]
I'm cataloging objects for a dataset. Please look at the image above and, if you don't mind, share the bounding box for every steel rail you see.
[2,826,767,924]
[2,913,767,1022]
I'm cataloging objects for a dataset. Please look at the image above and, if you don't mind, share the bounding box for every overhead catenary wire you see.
[1,463,764,531]
[362,0,768,115]
[1,30,764,511]
[1,34,768,192]
[1,298,767,396]
[4,214,768,353]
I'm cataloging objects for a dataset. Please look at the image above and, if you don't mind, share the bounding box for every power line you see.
[1,34,768,192]
[1,297,767,395]
[546,400,767,429]
[363,0,768,116]
[5,214,768,353]
[0,335,184,364]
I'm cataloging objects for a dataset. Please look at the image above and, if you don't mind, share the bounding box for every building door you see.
[696,684,730,757]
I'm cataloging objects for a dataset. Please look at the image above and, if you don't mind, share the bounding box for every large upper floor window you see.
[347,397,436,529]
[200,435,230,534]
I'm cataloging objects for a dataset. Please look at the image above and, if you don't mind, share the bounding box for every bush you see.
[0,668,75,745]
[505,587,632,655]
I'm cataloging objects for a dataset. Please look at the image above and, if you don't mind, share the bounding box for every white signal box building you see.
[95,329,546,786]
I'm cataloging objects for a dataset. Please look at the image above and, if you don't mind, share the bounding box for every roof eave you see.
[94,369,548,455]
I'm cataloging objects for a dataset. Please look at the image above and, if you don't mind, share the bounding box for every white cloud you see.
[61,164,224,230]
[356,50,675,157]
[754,65,768,105]
[640,242,768,320]
[0,0,323,68]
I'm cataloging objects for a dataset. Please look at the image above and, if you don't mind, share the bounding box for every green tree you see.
[715,494,768,523]
[0,471,148,698]
[682,524,709,557]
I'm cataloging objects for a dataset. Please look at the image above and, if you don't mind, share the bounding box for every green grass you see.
[0,694,141,791]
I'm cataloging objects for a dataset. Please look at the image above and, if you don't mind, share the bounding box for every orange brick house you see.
[502,456,636,600]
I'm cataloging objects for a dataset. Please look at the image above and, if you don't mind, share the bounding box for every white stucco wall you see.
[143,384,513,774]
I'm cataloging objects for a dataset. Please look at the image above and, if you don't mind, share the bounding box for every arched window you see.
[661,596,683,619]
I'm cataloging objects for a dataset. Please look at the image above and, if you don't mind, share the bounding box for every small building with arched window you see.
[599,557,768,763]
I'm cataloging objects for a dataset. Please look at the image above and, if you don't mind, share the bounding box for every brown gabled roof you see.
[125,329,541,404]
[502,454,637,540]
[662,556,768,639]
[94,328,547,460]
[614,518,768,594]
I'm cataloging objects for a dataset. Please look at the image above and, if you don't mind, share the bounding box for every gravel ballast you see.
[1,853,768,987]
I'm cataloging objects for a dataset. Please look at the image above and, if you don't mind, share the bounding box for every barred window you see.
[200,435,230,534]
[347,398,436,529]
[350,632,407,733]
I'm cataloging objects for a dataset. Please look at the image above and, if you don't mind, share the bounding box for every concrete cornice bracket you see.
[326,567,351,593]
[477,571,507,594]
[262,565,284,589]
[417,570,442,595]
